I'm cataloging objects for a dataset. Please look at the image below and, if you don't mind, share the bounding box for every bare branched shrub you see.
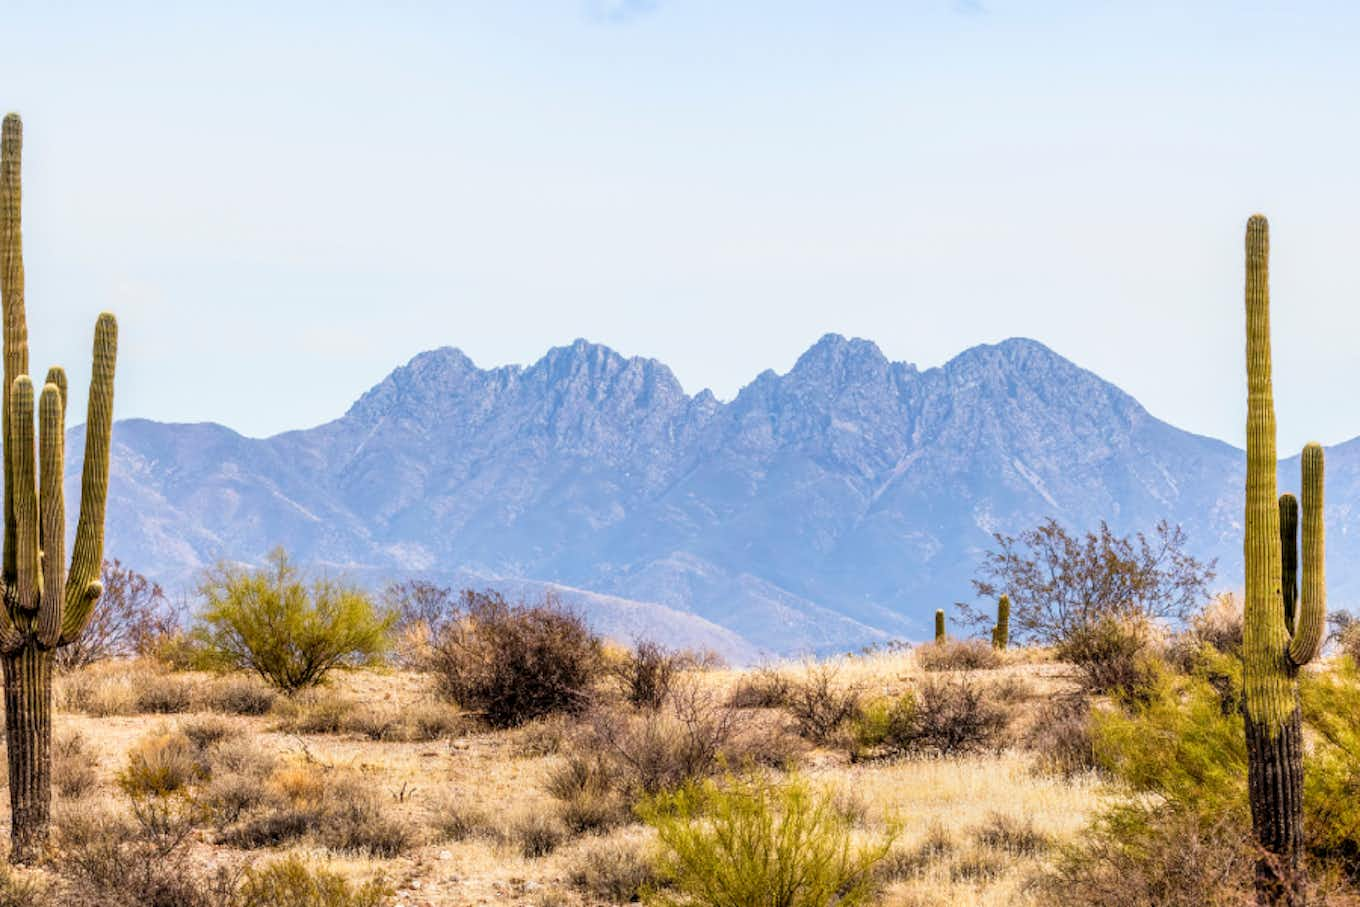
[784,664,863,744]
[55,559,176,671]
[426,591,602,728]
[973,812,1050,857]
[610,640,693,710]
[544,752,631,834]
[916,639,1002,672]
[856,677,1007,759]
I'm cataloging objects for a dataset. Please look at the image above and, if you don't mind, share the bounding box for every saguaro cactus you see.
[0,113,117,863]
[1242,213,1324,904]
[934,609,946,644]
[992,595,1010,650]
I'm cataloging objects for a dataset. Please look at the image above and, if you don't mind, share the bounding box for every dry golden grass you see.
[0,649,1103,905]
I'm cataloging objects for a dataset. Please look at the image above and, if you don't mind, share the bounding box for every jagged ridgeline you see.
[1240,213,1325,903]
[0,113,118,863]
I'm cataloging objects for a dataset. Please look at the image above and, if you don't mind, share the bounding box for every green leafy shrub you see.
[236,856,390,907]
[427,590,602,728]
[638,773,896,907]
[194,548,393,693]
[1302,659,1360,873]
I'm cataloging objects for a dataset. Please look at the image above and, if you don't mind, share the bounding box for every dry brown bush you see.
[783,664,863,744]
[426,591,602,728]
[53,731,98,799]
[608,640,693,710]
[194,675,278,715]
[1024,695,1096,778]
[270,690,356,734]
[567,836,658,903]
[726,666,791,709]
[916,639,1003,672]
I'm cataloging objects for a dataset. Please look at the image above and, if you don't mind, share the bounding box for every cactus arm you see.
[9,377,38,616]
[35,382,63,648]
[1279,493,1298,635]
[58,313,115,644]
[43,367,65,412]
[1287,443,1325,667]
[0,114,29,585]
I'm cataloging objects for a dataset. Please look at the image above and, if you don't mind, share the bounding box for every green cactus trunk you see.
[992,595,1010,650]
[1242,214,1325,905]
[0,114,117,863]
[934,609,945,644]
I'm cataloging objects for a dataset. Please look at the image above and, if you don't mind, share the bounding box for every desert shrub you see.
[639,773,896,907]
[580,684,754,797]
[783,664,863,744]
[54,559,176,671]
[501,809,567,858]
[193,548,393,693]
[1190,592,1244,656]
[1302,660,1360,876]
[972,812,1049,857]
[271,689,356,734]
[916,639,1002,672]
[426,590,602,728]
[313,775,416,858]
[874,823,955,882]
[1090,671,1246,817]
[427,797,494,843]
[340,700,463,742]
[1056,616,1161,699]
[0,864,52,907]
[1023,695,1096,778]
[610,640,693,710]
[53,730,98,799]
[117,730,203,798]
[57,658,160,715]
[179,715,240,752]
[135,672,196,714]
[57,804,238,907]
[510,714,571,757]
[961,518,1215,645]
[195,675,278,715]
[567,836,658,903]
[216,767,414,857]
[726,666,791,709]
[236,856,391,907]
[545,752,633,834]
[1038,806,1255,907]
[857,677,1006,758]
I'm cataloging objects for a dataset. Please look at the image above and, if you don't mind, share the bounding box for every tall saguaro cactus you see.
[934,609,946,644]
[1242,213,1325,904]
[0,113,118,863]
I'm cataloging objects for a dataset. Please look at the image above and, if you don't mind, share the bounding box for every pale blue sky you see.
[1,1,1357,452]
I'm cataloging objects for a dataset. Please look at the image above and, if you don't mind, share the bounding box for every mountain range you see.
[67,334,1356,662]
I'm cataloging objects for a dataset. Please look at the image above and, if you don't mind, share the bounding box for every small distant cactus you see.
[934,609,946,644]
[992,595,1010,650]
[0,113,118,862]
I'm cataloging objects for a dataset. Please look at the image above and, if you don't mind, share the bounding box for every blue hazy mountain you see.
[71,334,1329,659]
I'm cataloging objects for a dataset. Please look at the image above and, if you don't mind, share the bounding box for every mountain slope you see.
[71,335,1282,657]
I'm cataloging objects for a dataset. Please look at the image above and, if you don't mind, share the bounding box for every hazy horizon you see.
[3,2,1359,452]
